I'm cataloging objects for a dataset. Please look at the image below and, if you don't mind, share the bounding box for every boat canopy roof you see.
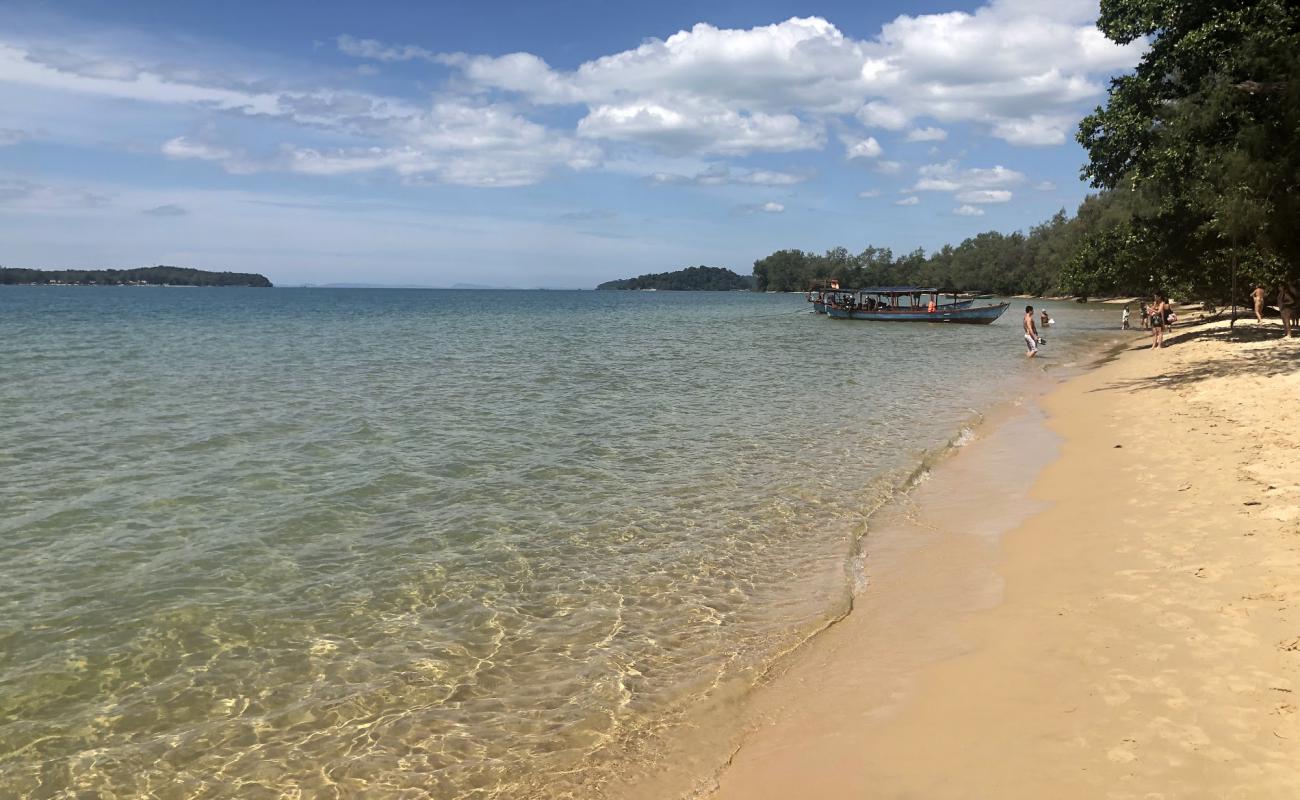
[856,285,943,294]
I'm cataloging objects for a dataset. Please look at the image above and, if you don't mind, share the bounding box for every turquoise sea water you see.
[0,288,1118,798]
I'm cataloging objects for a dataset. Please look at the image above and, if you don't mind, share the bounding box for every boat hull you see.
[826,302,1010,324]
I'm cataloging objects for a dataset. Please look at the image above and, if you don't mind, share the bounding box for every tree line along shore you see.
[0,267,273,287]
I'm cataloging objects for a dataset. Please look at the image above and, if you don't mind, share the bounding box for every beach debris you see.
[1244,500,1262,506]
[1114,444,1123,448]
[1178,484,1192,491]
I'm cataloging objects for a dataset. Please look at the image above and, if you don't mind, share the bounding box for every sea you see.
[0,287,1121,798]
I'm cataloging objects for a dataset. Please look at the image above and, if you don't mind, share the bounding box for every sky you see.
[0,0,1145,287]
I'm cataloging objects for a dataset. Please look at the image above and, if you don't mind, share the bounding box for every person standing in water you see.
[1121,305,1131,330]
[1023,305,1040,358]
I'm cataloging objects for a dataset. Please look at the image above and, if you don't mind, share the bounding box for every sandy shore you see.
[708,317,1300,799]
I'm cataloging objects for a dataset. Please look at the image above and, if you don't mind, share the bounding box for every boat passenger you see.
[927,298,937,313]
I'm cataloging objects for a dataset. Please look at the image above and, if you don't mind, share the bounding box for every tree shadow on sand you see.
[1093,318,1298,393]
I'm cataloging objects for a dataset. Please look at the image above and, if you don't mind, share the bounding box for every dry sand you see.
[707,317,1300,799]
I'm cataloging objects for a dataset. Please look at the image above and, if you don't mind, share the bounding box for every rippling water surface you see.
[0,288,1117,797]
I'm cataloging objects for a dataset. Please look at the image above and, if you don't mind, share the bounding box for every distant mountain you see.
[0,266,272,287]
[596,265,755,291]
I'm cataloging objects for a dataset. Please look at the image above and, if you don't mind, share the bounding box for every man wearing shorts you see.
[1023,305,1039,358]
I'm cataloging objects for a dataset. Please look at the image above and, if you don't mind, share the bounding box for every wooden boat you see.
[822,286,1009,325]
[805,284,974,315]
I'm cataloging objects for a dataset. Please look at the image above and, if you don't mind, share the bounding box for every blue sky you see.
[0,0,1143,287]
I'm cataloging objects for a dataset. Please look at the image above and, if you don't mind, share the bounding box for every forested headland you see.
[756,0,1299,303]
[0,266,273,287]
[598,265,755,291]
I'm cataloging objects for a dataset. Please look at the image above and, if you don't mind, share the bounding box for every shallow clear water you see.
[0,288,1118,798]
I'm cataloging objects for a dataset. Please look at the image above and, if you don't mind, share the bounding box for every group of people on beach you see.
[1119,295,1175,348]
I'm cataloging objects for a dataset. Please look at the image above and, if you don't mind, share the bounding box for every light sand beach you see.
[708,317,1300,799]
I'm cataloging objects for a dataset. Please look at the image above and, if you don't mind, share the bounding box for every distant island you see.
[0,266,273,287]
[597,265,755,291]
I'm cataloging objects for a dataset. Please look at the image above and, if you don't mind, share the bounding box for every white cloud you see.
[735,200,787,214]
[858,188,881,198]
[431,6,1142,153]
[576,100,821,155]
[857,101,909,130]
[905,126,947,142]
[336,34,437,63]
[895,195,919,206]
[874,160,904,175]
[841,134,882,159]
[162,136,233,161]
[990,113,1076,145]
[1035,180,1056,191]
[649,165,807,186]
[762,201,785,213]
[955,189,1012,203]
[954,204,985,216]
[160,102,600,187]
[912,160,1025,194]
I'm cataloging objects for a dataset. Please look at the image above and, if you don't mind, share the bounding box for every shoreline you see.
[704,317,1300,798]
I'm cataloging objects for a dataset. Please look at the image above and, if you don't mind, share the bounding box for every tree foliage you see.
[0,266,273,287]
[597,265,755,291]
[1075,0,1300,300]
[752,213,1080,296]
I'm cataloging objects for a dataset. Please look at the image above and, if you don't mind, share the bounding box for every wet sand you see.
[708,317,1300,799]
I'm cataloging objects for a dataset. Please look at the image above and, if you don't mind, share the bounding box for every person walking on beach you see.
[1252,285,1268,323]
[1149,294,1165,349]
[1023,305,1040,358]
[1140,301,1150,330]
[1121,305,1131,330]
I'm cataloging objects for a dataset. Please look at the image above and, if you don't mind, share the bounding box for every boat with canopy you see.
[806,285,1008,324]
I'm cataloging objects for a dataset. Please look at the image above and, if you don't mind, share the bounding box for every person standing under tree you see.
[1023,305,1040,358]
[1280,282,1297,338]
[1252,285,1268,323]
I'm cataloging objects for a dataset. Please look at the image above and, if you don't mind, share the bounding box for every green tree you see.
[1076,0,1300,300]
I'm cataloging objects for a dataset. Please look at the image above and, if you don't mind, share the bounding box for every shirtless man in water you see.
[1023,304,1039,358]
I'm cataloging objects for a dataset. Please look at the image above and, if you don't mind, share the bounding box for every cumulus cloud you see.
[954,204,985,216]
[956,189,1012,203]
[577,100,821,155]
[895,195,919,206]
[905,126,947,142]
[858,188,881,198]
[427,5,1143,151]
[857,102,909,130]
[2,1,1145,191]
[874,160,904,175]
[912,160,1025,195]
[841,134,882,159]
